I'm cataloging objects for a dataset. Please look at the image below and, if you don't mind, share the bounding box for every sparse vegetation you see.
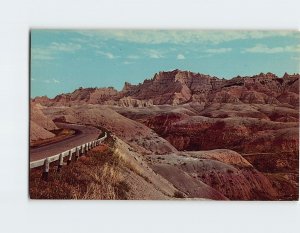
[217,113,229,118]
[227,169,234,174]
[173,191,185,198]
[30,143,130,199]
[113,146,152,184]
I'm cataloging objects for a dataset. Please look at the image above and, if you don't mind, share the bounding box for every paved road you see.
[30,123,101,162]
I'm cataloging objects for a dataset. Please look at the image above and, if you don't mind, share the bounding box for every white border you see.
[0,1,299,233]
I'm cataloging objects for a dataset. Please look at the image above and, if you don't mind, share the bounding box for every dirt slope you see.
[30,103,58,142]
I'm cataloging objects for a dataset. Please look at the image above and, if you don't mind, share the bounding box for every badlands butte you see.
[31,69,299,200]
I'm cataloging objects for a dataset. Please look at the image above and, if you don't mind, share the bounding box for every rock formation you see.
[32,70,299,107]
[30,69,299,200]
[30,103,58,142]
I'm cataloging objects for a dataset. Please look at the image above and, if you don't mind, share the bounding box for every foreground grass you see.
[30,142,129,200]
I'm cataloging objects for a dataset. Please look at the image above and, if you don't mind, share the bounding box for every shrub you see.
[173,191,185,198]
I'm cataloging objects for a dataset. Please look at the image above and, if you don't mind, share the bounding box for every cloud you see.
[127,55,140,59]
[198,54,213,58]
[43,79,60,84]
[31,42,81,60]
[177,54,185,60]
[71,37,92,44]
[123,61,134,65]
[96,51,118,59]
[53,79,60,83]
[76,30,299,45]
[49,42,81,52]
[243,44,300,54]
[31,48,54,60]
[205,48,232,53]
[143,49,164,59]
[291,56,300,61]
[105,53,115,59]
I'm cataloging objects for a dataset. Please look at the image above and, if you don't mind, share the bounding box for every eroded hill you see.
[30,70,299,200]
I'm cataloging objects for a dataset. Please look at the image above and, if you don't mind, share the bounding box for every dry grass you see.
[265,172,299,200]
[113,145,152,184]
[29,143,129,200]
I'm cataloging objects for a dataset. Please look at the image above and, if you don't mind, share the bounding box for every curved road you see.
[30,123,101,162]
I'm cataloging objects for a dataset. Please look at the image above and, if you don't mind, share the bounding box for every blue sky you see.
[31,30,300,98]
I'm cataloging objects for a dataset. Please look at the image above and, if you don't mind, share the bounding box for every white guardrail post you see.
[42,158,50,181]
[30,132,107,181]
[67,150,72,165]
[85,143,88,154]
[75,147,80,161]
[57,154,64,172]
[81,145,84,155]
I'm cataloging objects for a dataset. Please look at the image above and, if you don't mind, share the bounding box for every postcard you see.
[30,30,299,200]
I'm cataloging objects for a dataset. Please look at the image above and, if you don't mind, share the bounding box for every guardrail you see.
[30,132,107,180]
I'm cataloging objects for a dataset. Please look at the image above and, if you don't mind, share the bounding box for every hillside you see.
[30,70,299,200]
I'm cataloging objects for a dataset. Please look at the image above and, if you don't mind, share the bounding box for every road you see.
[30,123,101,162]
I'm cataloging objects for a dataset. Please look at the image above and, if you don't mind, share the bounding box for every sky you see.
[31,30,300,98]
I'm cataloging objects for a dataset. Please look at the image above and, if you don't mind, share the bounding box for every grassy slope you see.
[30,141,129,200]
[29,135,177,200]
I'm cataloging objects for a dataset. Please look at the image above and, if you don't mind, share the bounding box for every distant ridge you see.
[32,70,299,107]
